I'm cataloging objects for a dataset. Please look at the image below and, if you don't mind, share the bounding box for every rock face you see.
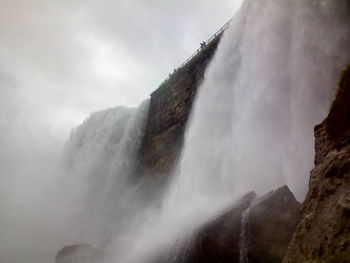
[137,36,221,187]
[248,186,301,263]
[183,191,257,263]
[55,244,111,263]
[159,186,300,263]
[283,65,350,263]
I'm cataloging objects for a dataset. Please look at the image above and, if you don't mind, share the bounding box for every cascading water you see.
[166,0,350,206]
[60,99,150,247]
[111,0,350,262]
[239,209,251,263]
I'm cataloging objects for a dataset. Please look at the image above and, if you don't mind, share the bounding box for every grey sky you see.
[0,0,243,139]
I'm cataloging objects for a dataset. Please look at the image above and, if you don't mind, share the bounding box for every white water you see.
[61,99,150,246]
[239,209,251,263]
[166,0,350,206]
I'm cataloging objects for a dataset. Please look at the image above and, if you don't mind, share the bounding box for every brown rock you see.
[283,66,350,263]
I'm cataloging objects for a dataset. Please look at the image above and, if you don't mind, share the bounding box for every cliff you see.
[137,35,221,187]
[283,65,350,263]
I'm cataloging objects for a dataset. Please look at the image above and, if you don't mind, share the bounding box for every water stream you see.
[239,209,251,263]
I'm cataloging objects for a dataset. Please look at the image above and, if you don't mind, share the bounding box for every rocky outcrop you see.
[137,36,221,187]
[158,186,300,263]
[55,244,112,263]
[248,186,301,263]
[283,65,350,263]
[183,191,257,263]
[151,191,256,263]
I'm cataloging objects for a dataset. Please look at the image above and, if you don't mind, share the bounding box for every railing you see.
[179,18,232,68]
[160,17,232,87]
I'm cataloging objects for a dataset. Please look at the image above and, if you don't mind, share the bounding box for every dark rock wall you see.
[137,36,221,188]
[283,66,350,263]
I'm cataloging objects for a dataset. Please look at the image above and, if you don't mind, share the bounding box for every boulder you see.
[248,186,301,263]
[158,186,300,263]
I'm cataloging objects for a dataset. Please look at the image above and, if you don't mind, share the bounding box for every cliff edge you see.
[137,36,221,187]
[283,65,350,263]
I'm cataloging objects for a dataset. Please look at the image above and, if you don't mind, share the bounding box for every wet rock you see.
[248,186,301,263]
[137,36,222,191]
[159,186,300,263]
[153,191,256,263]
[184,191,257,263]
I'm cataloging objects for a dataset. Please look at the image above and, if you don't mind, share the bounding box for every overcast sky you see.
[0,0,243,140]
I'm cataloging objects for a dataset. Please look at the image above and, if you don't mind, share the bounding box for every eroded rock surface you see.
[283,66,350,263]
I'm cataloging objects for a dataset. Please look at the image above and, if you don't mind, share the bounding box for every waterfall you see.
[41,0,350,262]
[61,99,150,246]
[115,0,350,261]
[166,0,350,207]
[5,1,350,262]
[239,209,251,263]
